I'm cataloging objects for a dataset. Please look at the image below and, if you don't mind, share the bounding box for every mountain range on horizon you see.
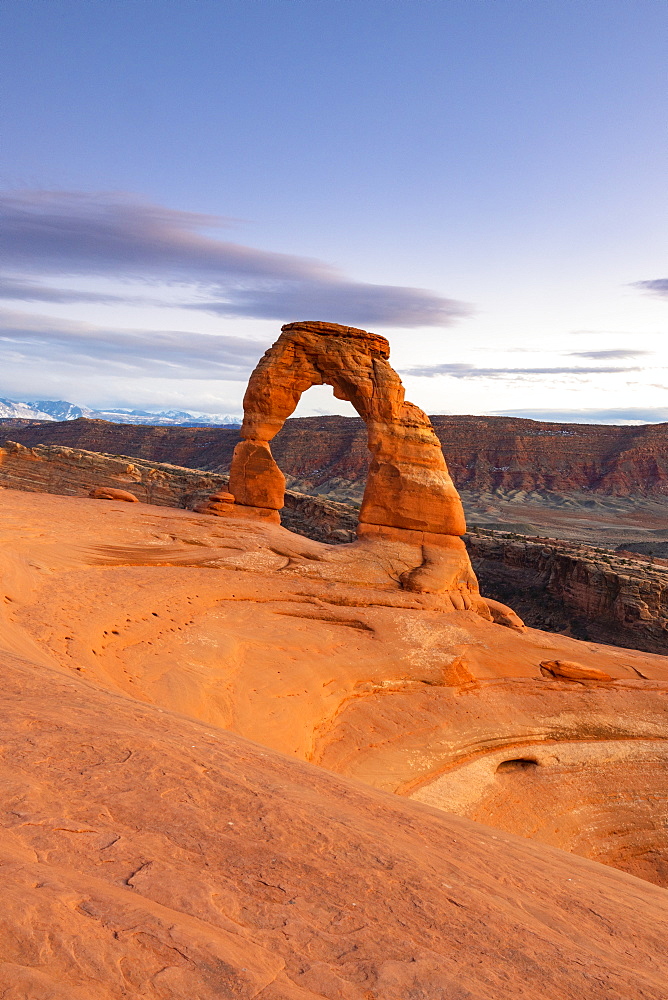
[0,396,242,427]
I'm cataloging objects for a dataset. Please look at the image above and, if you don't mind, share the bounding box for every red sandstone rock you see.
[228,438,286,510]
[484,596,527,631]
[229,321,466,535]
[88,486,139,502]
[1,643,667,998]
[194,496,281,523]
[1,488,666,889]
[219,321,478,603]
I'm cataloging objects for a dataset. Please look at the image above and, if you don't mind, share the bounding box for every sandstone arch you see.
[228,321,466,537]
[202,320,507,611]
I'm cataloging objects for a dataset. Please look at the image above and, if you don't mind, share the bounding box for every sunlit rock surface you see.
[1,489,666,891]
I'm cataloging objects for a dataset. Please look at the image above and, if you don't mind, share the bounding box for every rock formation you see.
[229,321,465,532]
[4,437,667,653]
[89,486,139,502]
[218,321,486,606]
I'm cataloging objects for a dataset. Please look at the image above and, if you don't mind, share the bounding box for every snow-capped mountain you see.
[26,400,93,421]
[0,397,241,427]
[91,407,242,426]
[0,398,57,421]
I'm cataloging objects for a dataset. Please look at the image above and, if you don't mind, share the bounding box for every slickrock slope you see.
[467,530,668,655]
[3,647,668,999]
[1,488,667,891]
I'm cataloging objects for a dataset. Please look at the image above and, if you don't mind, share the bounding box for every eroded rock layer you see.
[0,439,358,543]
[5,413,668,498]
[467,530,668,654]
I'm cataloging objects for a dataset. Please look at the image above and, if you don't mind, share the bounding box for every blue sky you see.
[0,0,666,422]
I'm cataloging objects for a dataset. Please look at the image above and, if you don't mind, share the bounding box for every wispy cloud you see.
[0,190,469,327]
[495,407,668,425]
[0,275,153,306]
[568,348,652,361]
[633,278,668,298]
[0,308,264,381]
[400,362,642,379]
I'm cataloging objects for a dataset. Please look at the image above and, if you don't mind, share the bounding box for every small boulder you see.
[88,487,139,503]
[208,491,236,502]
[485,598,526,632]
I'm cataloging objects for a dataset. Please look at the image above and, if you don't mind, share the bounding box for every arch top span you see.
[237,321,391,442]
[228,320,466,536]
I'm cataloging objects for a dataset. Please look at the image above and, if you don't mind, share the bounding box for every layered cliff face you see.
[263,413,668,499]
[434,415,668,496]
[467,530,668,655]
[4,412,668,498]
[0,416,241,469]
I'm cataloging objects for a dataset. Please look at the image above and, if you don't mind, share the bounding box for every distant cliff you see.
[467,530,668,656]
[2,413,668,497]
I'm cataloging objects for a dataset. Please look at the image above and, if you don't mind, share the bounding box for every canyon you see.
[467,529,668,655]
[4,408,667,551]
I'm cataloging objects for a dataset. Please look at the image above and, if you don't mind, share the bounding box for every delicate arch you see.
[228,321,466,536]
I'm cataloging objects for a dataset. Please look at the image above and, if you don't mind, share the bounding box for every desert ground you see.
[1,486,667,997]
